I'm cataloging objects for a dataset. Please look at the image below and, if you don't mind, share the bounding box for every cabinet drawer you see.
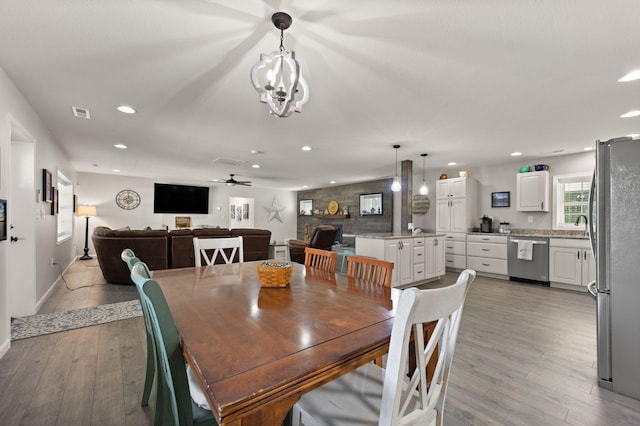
[549,238,590,249]
[445,254,466,269]
[467,256,508,275]
[413,263,426,281]
[444,233,467,242]
[413,237,425,247]
[467,234,508,244]
[413,246,425,264]
[445,241,466,255]
[467,242,507,259]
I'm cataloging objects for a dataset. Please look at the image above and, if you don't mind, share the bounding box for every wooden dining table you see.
[152,260,401,426]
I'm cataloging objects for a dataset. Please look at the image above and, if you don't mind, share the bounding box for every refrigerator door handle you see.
[588,170,596,257]
[587,280,597,297]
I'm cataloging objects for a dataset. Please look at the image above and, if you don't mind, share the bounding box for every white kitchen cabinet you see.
[422,236,445,279]
[436,177,467,199]
[466,234,508,277]
[549,238,595,291]
[516,171,550,212]
[443,233,467,270]
[436,177,478,234]
[355,235,445,288]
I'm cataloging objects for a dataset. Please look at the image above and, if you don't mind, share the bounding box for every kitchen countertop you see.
[353,232,445,240]
[467,230,589,240]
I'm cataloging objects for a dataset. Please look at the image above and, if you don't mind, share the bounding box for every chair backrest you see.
[139,279,197,425]
[346,255,394,287]
[308,226,337,250]
[304,247,337,272]
[121,248,140,271]
[379,269,476,426]
[193,236,243,266]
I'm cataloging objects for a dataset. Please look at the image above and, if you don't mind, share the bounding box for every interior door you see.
[9,137,37,317]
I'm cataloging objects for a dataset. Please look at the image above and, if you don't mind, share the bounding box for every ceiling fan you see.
[215,174,252,186]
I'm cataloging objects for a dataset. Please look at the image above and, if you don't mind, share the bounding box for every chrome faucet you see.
[575,215,588,236]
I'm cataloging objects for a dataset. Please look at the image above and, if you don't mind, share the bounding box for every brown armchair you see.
[289,225,338,264]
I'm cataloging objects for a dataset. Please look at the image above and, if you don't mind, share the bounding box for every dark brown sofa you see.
[92,226,271,284]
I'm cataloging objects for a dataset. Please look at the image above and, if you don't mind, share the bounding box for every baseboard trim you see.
[0,338,10,359]
[36,259,75,312]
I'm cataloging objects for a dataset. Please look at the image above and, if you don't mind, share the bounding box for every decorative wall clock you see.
[115,189,141,210]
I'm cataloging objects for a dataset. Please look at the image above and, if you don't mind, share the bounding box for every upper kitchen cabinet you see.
[516,171,550,212]
[436,177,467,199]
[436,177,478,233]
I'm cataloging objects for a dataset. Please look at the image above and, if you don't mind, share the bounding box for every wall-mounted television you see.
[153,183,210,214]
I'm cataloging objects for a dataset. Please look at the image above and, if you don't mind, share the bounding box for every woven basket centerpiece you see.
[257,260,293,288]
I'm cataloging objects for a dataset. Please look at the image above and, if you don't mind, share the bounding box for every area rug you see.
[11,299,142,341]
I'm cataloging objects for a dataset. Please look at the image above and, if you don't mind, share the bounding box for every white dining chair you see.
[292,269,476,426]
[193,236,244,266]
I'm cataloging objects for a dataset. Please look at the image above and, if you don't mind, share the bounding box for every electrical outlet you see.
[51,258,56,267]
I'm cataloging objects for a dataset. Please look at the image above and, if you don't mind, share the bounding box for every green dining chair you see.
[139,278,218,426]
[123,250,154,407]
[121,248,140,271]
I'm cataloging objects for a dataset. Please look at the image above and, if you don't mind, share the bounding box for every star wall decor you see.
[264,197,285,223]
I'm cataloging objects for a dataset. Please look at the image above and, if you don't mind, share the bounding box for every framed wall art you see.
[42,169,52,203]
[491,191,510,208]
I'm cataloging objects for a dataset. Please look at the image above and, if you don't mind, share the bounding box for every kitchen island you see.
[355,233,446,288]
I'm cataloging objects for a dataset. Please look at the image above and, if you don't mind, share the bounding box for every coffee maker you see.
[480,215,493,233]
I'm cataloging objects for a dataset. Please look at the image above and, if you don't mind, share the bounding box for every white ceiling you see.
[1,0,639,190]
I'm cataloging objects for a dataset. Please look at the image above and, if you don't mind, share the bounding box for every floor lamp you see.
[77,205,97,260]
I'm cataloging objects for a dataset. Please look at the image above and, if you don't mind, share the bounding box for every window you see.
[57,171,74,243]
[552,173,592,230]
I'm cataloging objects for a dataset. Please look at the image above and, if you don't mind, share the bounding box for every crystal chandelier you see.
[250,12,309,117]
[391,145,401,192]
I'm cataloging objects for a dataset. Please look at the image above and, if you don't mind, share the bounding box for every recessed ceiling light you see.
[510,152,523,156]
[584,147,594,151]
[302,185,308,188]
[447,162,456,166]
[250,150,264,155]
[618,70,640,82]
[301,146,312,151]
[628,133,640,139]
[330,181,336,184]
[113,169,121,173]
[252,164,260,168]
[117,105,136,114]
[620,110,640,118]
[113,144,127,149]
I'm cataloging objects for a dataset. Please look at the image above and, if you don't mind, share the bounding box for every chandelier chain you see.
[280,28,285,52]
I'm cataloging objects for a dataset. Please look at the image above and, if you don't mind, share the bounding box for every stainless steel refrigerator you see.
[588,137,640,400]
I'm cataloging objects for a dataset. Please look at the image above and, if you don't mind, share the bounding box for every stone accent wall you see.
[296,179,393,245]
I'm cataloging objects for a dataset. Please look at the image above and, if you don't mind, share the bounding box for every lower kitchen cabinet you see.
[549,238,595,291]
[355,235,445,288]
[466,234,508,277]
[443,233,467,270]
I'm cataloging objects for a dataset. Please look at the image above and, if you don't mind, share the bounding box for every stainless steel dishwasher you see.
[507,236,549,284]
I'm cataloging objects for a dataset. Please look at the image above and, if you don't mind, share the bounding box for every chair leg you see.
[141,332,155,406]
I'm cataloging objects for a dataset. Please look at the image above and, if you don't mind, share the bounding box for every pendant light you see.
[250,12,309,117]
[391,144,401,192]
[419,153,429,195]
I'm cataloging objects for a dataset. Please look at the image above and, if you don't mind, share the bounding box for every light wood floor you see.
[1,260,640,425]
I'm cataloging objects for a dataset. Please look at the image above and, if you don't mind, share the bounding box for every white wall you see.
[74,172,298,256]
[412,151,595,232]
[0,66,76,356]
